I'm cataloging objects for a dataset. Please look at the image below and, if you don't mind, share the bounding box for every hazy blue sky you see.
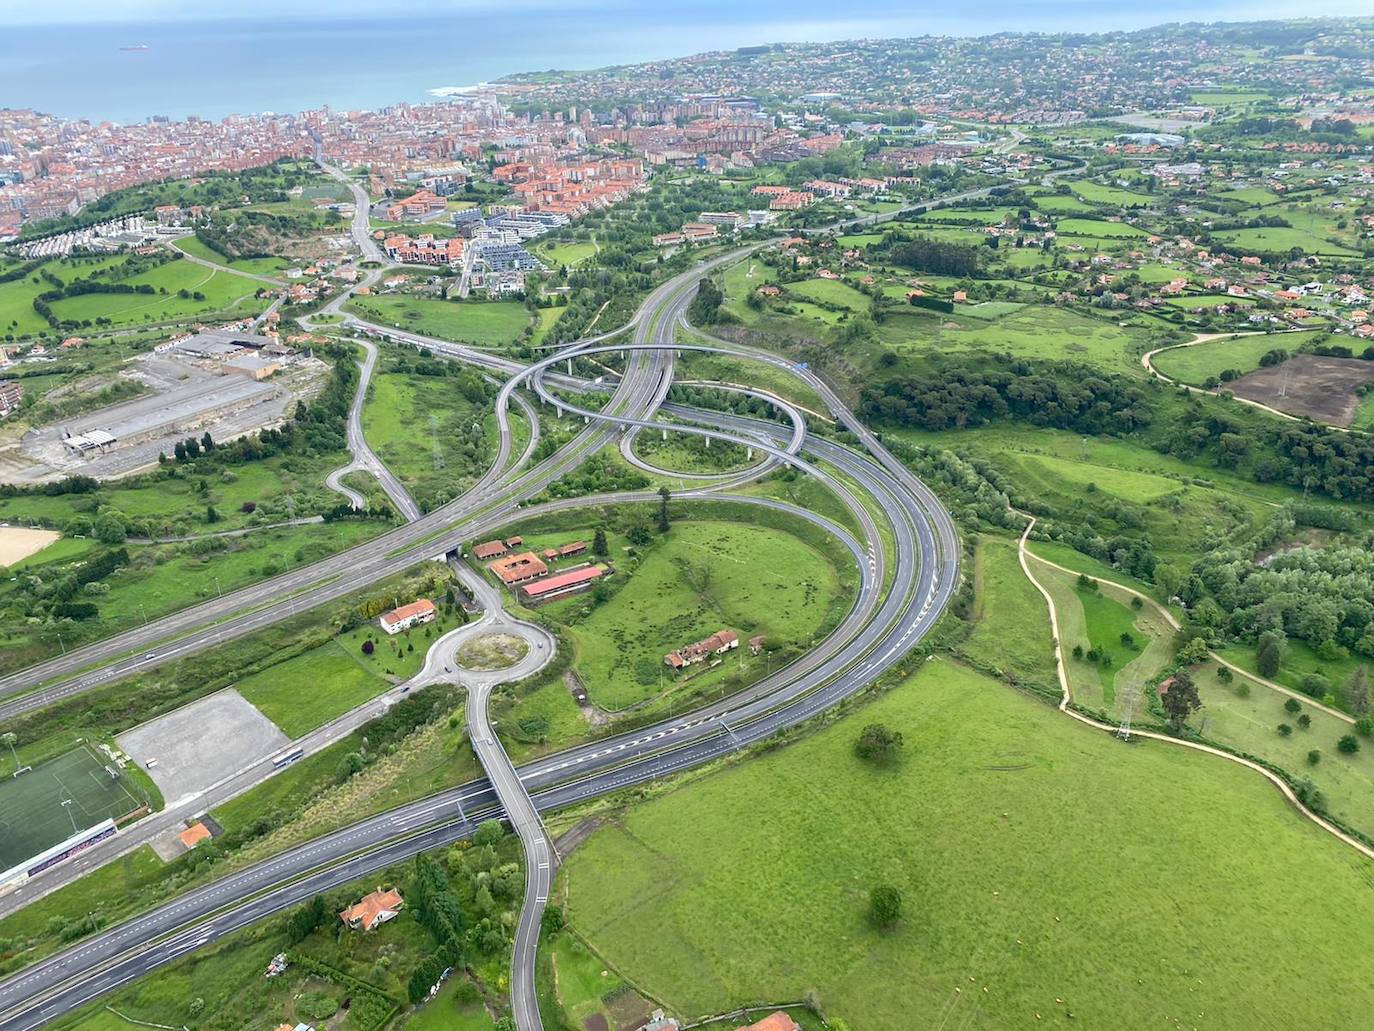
[9,0,1371,26]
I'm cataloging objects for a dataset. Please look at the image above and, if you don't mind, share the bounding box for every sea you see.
[0,0,1366,124]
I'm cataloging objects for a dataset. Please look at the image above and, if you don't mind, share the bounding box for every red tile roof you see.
[520,565,604,599]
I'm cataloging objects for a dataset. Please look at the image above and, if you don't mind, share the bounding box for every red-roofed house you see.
[517,565,605,604]
[473,539,509,560]
[739,1013,800,1031]
[489,552,548,586]
[380,599,436,635]
[339,888,404,931]
[665,628,740,670]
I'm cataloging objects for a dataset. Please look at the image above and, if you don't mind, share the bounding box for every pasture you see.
[562,658,1374,1029]
[540,519,846,711]
[346,295,530,348]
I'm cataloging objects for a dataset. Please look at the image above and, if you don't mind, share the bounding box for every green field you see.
[171,235,293,277]
[532,239,599,268]
[957,535,1057,697]
[346,295,530,348]
[563,658,1374,1029]
[1068,180,1154,207]
[0,520,389,675]
[875,305,1168,376]
[0,747,144,870]
[0,453,356,537]
[49,259,267,327]
[1151,332,1315,385]
[361,370,497,509]
[525,518,847,711]
[1053,217,1151,240]
[0,257,127,337]
[1214,226,1359,257]
[235,640,394,737]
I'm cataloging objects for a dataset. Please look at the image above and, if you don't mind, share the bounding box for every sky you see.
[8,0,1372,26]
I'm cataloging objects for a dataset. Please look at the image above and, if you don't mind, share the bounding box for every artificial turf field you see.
[0,746,141,871]
[561,658,1374,1029]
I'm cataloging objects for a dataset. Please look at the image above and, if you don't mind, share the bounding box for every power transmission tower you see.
[1115,679,1141,741]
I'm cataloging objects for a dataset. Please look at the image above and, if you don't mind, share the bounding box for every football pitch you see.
[0,746,143,872]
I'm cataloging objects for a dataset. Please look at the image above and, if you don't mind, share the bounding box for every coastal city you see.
[2,10,1374,1031]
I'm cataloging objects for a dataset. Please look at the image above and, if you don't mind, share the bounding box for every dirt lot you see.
[1229,353,1374,426]
[0,526,60,565]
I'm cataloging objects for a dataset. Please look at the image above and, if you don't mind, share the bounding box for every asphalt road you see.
[0,218,965,1029]
[0,257,720,717]
[0,361,955,1030]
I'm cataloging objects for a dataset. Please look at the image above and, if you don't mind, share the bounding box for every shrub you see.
[1338,734,1360,754]
[869,883,903,928]
[1307,750,1321,766]
[1277,724,1293,737]
[854,723,904,763]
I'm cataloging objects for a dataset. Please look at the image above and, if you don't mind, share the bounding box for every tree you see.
[0,732,17,771]
[1278,723,1293,737]
[336,752,365,781]
[656,485,671,533]
[93,513,126,545]
[1308,749,1322,765]
[854,723,904,763]
[1297,713,1311,730]
[1178,637,1210,665]
[869,883,902,928]
[1284,697,1301,714]
[1345,666,1370,716]
[205,505,220,524]
[1161,669,1201,733]
[201,431,215,452]
[592,527,608,557]
[1256,630,1284,678]
[1338,734,1360,754]
[286,894,327,943]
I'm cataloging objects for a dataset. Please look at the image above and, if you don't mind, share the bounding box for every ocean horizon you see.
[2,2,1367,123]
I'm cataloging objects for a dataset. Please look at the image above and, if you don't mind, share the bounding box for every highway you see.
[0,256,718,717]
[0,200,964,1029]
[0,369,955,1030]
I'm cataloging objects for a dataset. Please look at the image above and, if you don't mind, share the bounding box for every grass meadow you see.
[562,658,1374,1030]
[346,294,530,348]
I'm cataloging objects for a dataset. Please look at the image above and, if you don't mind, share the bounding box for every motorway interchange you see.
[0,195,961,1030]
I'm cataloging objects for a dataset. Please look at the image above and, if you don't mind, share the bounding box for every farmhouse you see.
[339,888,404,932]
[517,564,605,604]
[379,598,436,635]
[473,539,510,560]
[665,628,740,670]
[489,551,548,586]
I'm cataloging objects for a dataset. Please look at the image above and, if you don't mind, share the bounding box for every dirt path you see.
[1015,515,1374,863]
[1140,328,1355,430]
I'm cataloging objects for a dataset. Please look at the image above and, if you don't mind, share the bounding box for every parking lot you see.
[115,688,290,804]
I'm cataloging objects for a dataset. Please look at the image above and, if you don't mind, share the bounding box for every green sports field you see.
[0,747,142,871]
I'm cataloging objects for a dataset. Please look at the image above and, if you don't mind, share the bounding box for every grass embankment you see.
[561,658,1374,1029]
